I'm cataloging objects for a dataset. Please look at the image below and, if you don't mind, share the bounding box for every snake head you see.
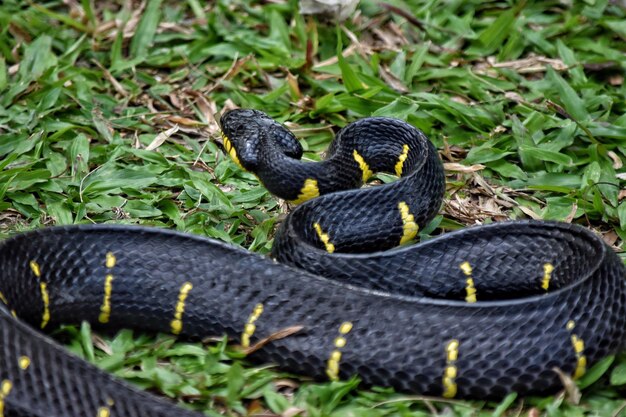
[219,109,303,171]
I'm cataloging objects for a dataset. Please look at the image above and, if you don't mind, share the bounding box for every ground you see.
[1,0,626,416]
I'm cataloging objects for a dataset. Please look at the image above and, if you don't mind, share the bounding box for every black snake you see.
[0,109,623,416]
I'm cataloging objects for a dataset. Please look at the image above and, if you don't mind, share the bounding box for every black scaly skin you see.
[220,109,445,252]
[0,111,623,417]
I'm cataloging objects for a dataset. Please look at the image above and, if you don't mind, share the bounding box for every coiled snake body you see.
[0,109,624,416]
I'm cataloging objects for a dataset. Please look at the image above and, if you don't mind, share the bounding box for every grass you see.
[1,0,626,415]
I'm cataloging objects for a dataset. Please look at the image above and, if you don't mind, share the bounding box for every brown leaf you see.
[91,59,128,97]
[553,367,581,404]
[518,205,542,220]
[443,162,485,173]
[314,44,357,69]
[491,55,567,73]
[286,72,302,99]
[527,407,540,417]
[282,407,305,417]
[167,116,204,127]
[564,202,578,223]
[380,3,426,30]
[504,92,526,104]
[168,93,183,110]
[274,379,300,390]
[379,66,408,93]
[603,230,619,246]
[608,151,623,169]
[203,54,253,94]
[246,399,265,415]
[146,125,180,151]
[92,333,113,355]
[609,74,624,86]
[242,325,304,355]
[95,20,116,36]
[341,25,372,58]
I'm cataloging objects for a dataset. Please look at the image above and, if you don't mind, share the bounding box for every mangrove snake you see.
[0,109,624,417]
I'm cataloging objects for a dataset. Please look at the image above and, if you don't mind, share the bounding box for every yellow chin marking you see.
[290,178,320,205]
[313,222,335,253]
[442,339,459,398]
[352,150,372,183]
[394,144,410,177]
[221,131,244,169]
[398,201,418,245]
[171,282,193,335]
[542,263,554,291]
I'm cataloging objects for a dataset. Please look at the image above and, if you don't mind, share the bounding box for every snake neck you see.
[222,112,434,203]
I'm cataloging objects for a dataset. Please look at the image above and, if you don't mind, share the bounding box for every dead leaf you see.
[603,230,619,246]
[241,325,304,355]
[168,93,183,110]
[92,333,113,355]
[609,74,624,86]
[282,407,305,417]
[492,55,567,73]
[553,367,581,405]
[314,44,357,68]
[504,92,525,104]
[443,162,485,173]
[518,205,542,220]
[167,116,204,127]
[91,59,128,97]
[8,63,19,75]
[608,150,623,169]
[221,99,238,116]
[146,125,180,151]
[371,26,404,51]
[527,407,540,417]
[274,379,300,390]
[564,202,578,223]
[286,72,302,99]
[203,54,253,94]
[379,66,408,93]
[341,25,372,58]
[95,20,116,36]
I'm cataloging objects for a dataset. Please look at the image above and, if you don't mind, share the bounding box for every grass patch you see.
[1,0,626,415]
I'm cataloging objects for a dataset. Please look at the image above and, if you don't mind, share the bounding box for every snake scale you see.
[0,109,624,416]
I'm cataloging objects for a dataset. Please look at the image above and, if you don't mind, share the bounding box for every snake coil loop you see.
[0,110,623,417]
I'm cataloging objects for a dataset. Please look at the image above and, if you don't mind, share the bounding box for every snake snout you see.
[219,109,265,170]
